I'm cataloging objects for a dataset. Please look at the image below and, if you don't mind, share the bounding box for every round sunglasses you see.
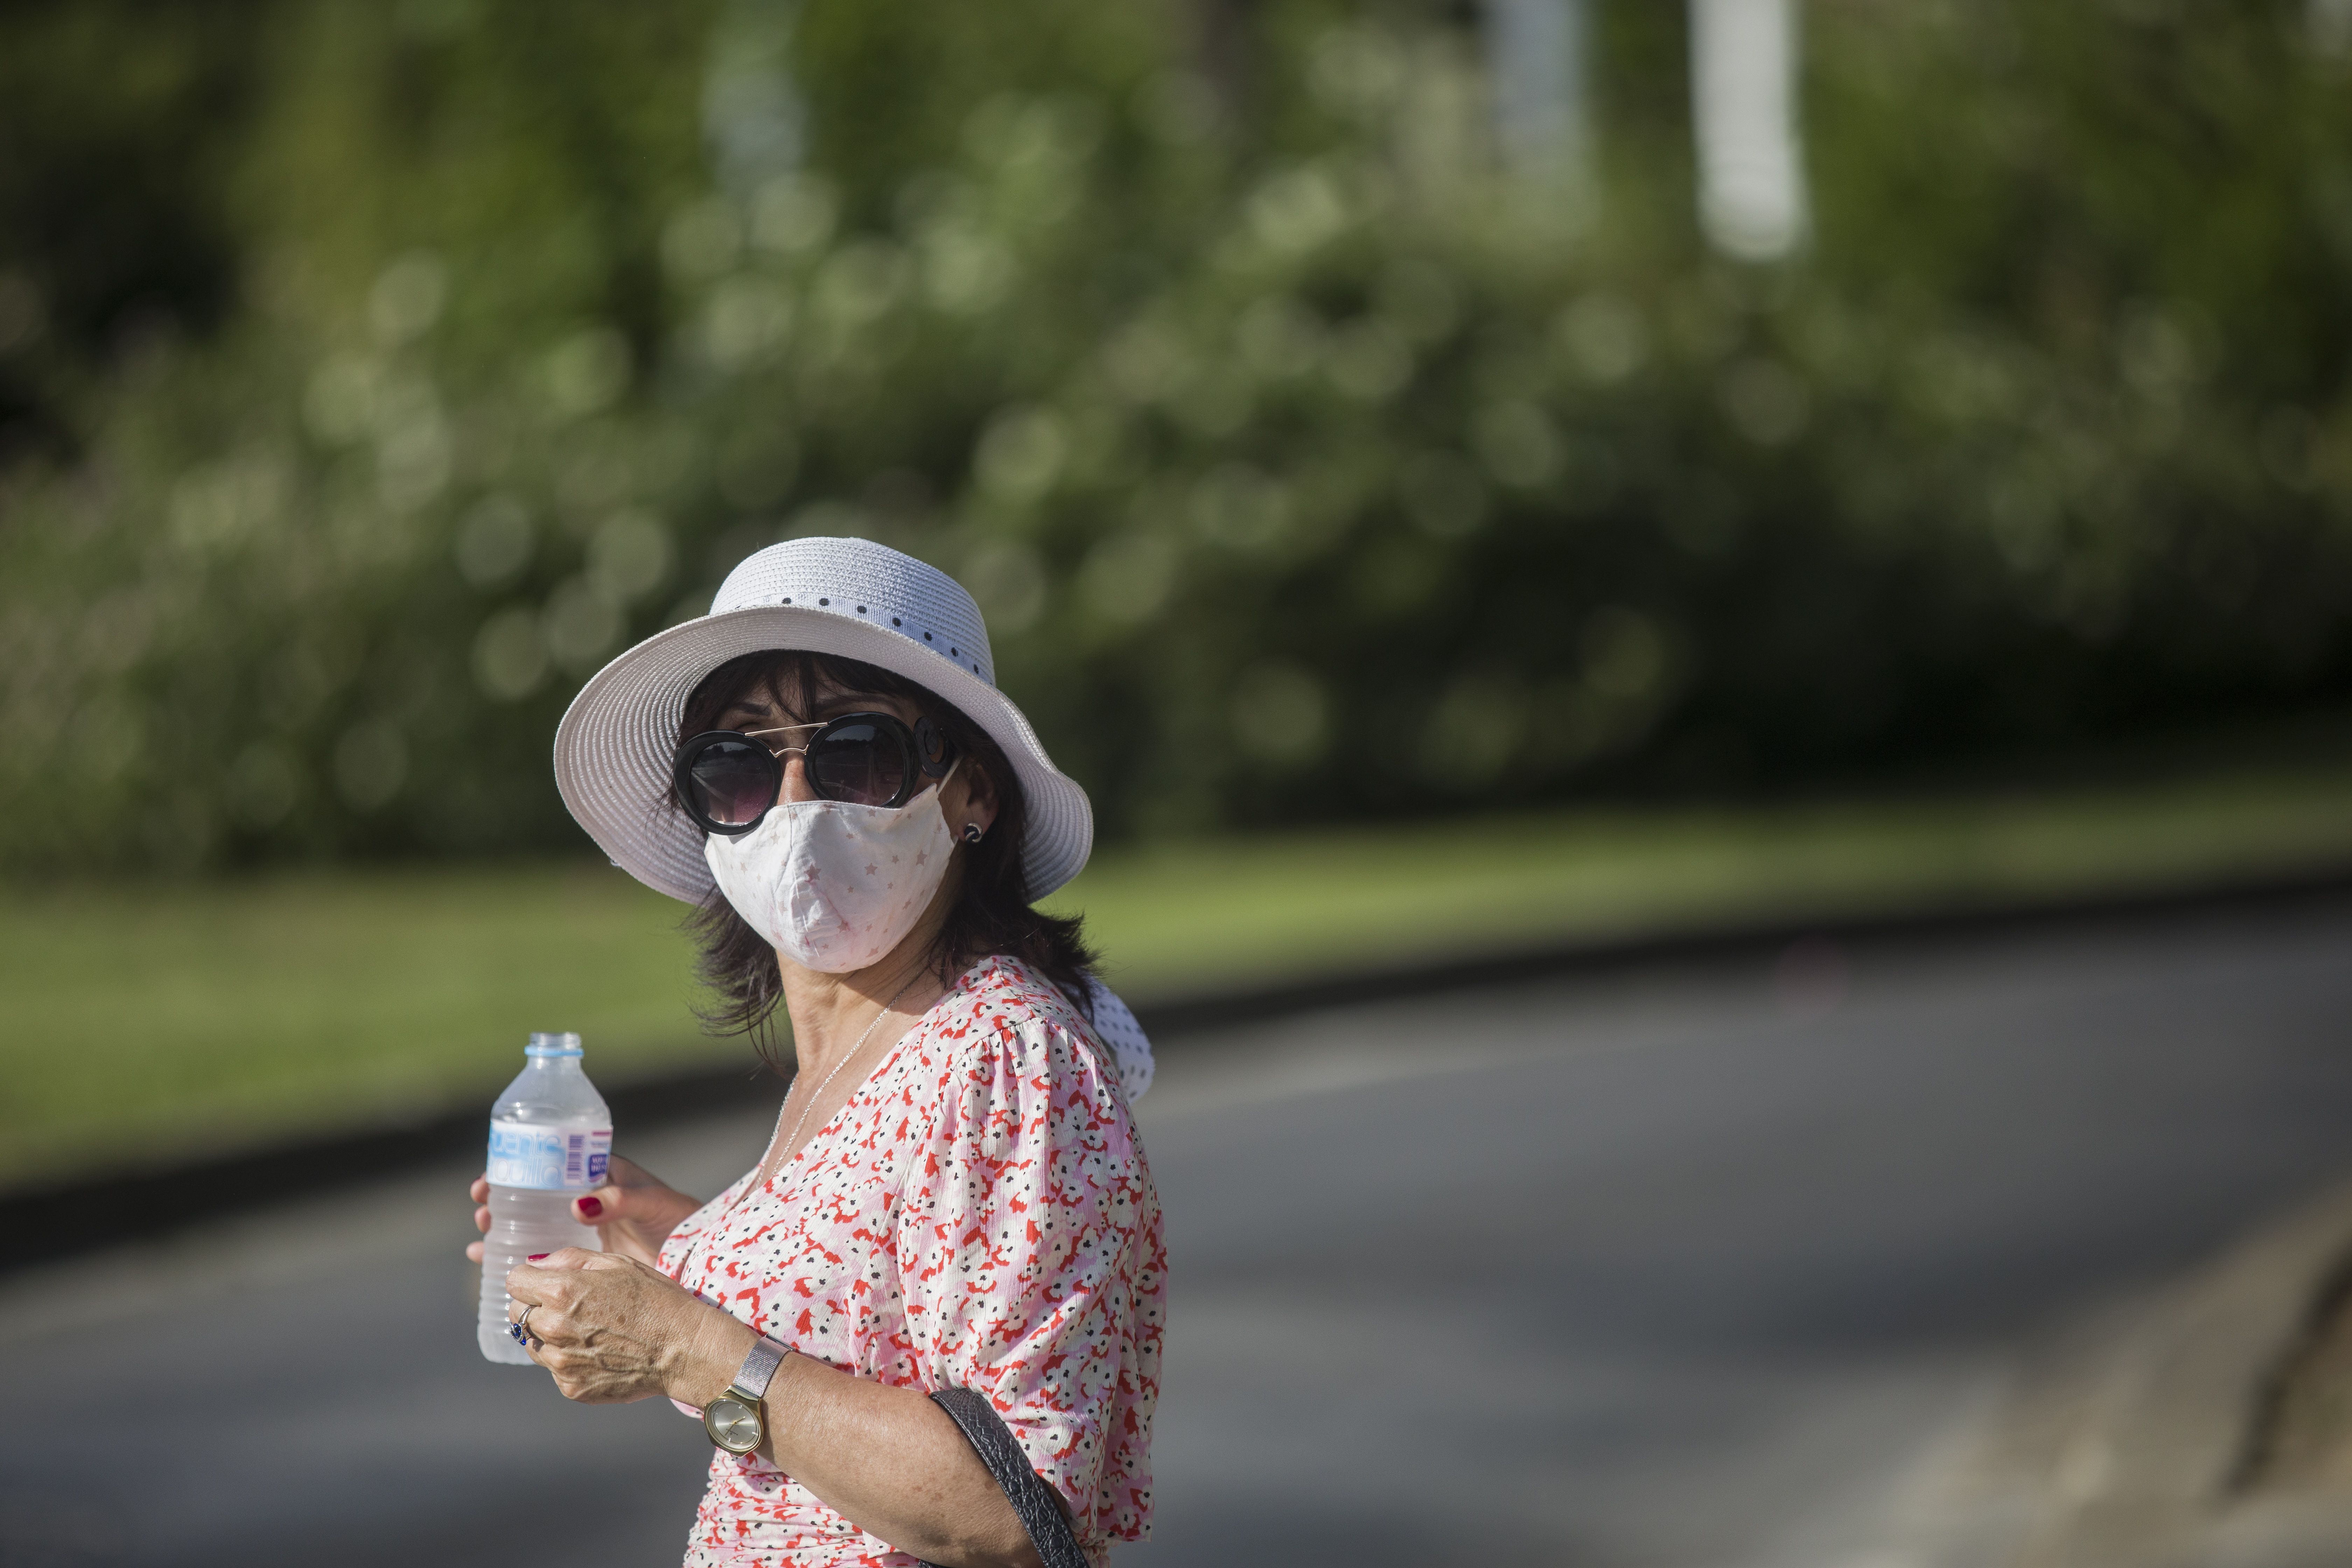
[673,712,955,835]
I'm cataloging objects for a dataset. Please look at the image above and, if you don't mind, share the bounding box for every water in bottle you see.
[476,1031,611,1364]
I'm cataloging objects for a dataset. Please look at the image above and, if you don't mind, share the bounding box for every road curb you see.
[6,866,2351,1279]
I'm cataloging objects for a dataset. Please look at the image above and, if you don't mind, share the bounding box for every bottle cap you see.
[525,1031,584,1057]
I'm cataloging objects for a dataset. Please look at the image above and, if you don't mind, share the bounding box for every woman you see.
[465,536,1166,1568]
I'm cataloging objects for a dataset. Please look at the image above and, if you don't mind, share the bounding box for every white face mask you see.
[702,763,960,974]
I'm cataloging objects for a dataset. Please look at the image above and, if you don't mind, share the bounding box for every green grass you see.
[1052,769,2352,994]
[0,865,706,1189]
[8,765,2352,1190]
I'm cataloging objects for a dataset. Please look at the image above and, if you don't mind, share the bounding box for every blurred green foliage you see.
[4,0,2352,874]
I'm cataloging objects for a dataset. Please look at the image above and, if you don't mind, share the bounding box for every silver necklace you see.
[773,973,919,1175]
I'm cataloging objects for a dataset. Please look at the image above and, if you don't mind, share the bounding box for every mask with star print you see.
[702,761,960,974]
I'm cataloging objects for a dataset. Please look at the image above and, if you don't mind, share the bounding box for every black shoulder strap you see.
[922,1386,1093,1568]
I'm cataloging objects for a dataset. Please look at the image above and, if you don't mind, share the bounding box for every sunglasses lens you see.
[685,739,779,828]
[807,721,908,807]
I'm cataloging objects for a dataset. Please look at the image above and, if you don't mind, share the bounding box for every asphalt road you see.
[6,900,2352,1568]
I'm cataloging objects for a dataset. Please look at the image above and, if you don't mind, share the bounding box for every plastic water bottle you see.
[476,1031,611,1364]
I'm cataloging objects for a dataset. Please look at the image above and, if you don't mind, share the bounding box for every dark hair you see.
[670,649,1097,1064]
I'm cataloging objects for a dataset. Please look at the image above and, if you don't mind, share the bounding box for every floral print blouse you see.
[659,957,1167,1567]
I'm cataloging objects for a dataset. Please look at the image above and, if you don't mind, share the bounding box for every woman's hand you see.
[505,1247,750,1406]
[465,1155,704,1266]
[564,1155,706,1264]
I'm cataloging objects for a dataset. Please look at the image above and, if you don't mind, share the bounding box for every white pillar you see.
[705,0,805,195]
[1689,0,1808,260]
[2314,0,2352,56]
[1483,0,1594,192]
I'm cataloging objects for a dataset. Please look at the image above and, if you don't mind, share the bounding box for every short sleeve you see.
[895,1004,1159,1544]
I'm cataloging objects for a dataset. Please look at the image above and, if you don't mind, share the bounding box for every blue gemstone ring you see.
[510,1306,537,1346]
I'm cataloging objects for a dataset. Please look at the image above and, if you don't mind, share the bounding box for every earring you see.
[962,822,985,845]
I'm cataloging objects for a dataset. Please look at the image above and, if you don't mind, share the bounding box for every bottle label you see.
[486,1119,612,1190]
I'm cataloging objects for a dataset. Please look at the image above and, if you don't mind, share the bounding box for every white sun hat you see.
[553,536,1093,905]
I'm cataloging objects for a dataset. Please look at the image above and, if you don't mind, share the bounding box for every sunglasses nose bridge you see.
[771,747,819,805]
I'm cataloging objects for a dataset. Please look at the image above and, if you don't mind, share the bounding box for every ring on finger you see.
[509,1304,539,1347]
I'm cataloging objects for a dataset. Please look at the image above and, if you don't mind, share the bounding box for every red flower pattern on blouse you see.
[660,957,1167,1567]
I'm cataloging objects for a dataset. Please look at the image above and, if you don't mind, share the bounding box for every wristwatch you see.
[702,1335,793,1454]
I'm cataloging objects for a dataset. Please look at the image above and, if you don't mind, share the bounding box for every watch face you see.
[704,1395,762,1454]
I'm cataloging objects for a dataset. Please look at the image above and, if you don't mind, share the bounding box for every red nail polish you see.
[577,1196,604,1218]
[527,1253,549,1260]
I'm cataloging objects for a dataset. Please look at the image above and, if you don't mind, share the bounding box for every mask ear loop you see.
[919,755,961,806]
[918,755,984,845]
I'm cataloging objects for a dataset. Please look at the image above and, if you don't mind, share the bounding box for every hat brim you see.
[553,606,1093,905]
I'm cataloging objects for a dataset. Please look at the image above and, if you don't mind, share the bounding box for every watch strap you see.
[730,1334,791,1400]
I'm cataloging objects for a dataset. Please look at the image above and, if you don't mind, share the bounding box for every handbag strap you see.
[920,1386,1092,1568]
